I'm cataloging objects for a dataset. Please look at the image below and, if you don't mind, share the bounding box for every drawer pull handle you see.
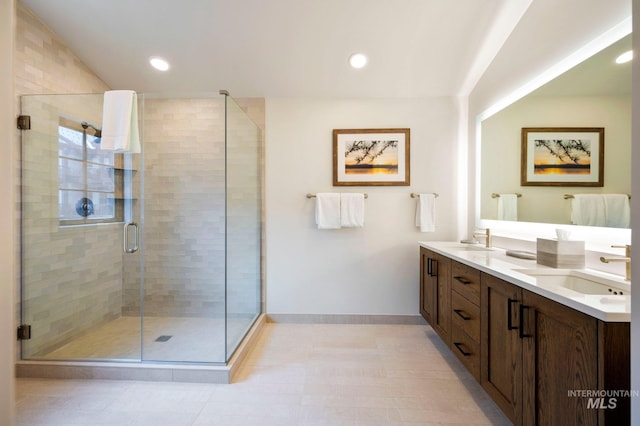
[507,298,518,330]
[453,276,472,285]
[454,309,471,321]
[519,304,532,338]
[453,342,472,356]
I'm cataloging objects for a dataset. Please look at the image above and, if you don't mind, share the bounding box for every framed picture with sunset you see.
[521,127,604,186]
[333,128,410,186]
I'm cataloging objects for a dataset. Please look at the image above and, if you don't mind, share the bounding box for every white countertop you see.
[419,241,631,322]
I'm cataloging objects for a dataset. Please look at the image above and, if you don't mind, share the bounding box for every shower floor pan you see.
[16,313,266,384]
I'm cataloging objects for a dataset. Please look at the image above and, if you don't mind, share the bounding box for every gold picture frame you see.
[333,128,410,186]
[521,127,604,186]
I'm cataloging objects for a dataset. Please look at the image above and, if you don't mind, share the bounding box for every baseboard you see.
[266,313,427,325]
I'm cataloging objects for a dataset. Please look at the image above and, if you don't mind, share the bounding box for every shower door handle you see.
[123,222,139,254]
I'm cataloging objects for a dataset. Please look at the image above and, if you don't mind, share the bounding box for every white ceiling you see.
[20,0,531,98]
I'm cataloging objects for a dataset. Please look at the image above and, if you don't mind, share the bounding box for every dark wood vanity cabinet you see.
[419,248,630,425]
[419,247,451,346]
[481,273,629,425]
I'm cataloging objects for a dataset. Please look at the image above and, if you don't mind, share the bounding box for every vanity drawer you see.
[451,290,480,342]
[451,261,481,305]
[451,324,480,381]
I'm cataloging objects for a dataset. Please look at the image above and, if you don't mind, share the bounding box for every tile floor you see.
[16,322,512,425]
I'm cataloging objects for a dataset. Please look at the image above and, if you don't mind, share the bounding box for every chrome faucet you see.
[600,244,631,281]
[473,228,492,248]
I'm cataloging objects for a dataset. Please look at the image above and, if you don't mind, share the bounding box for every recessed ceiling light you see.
[615,50,633,64]
[349,53,368,69]
[149,56,170,71]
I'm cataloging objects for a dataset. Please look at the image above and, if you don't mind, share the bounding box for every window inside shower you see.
[58,117,120,225]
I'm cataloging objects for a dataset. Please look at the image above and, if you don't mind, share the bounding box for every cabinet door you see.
[432,252,451,345]
[521,290,598,426]
[419,248,434,324]
[480,273,522,424]
[419,248,450,344]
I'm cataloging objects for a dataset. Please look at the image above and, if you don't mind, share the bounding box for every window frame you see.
[58,117,123,226]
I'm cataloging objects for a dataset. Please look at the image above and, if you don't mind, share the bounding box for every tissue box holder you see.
[536,238,585,269]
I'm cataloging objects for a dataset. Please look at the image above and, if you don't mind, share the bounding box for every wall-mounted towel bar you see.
[306,193,368,199]
[564,194,631,199]
[491,193,522,198]
[410,193,439,198]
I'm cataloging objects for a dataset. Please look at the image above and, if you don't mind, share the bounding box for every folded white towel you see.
[340,193,365,227]
[101,90,141,153]
[315,193,341,229]
[603,194,630,228]
[415,194,436,232]
[497,194,518,221]
[571,194,606,226]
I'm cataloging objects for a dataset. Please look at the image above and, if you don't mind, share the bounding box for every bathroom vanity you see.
[419,242,630,425]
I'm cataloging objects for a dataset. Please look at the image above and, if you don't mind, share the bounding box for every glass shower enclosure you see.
[20,92,261,364]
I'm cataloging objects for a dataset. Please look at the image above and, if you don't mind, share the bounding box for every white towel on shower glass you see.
[415,194,436,232]
[603,194,630,228]
[101,90,141,153]
[315,193,341,229]
[340,193,365,227]
[497,194,518,221]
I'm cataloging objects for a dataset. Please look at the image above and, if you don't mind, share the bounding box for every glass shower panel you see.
[20,94,142,361]
[140,95,227,363]
[225,97,262,361]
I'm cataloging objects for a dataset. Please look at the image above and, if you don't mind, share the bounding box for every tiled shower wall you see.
[15,4,116,357]
[123,98,227,317]
[122,97,262,319]
[14,2,264,357]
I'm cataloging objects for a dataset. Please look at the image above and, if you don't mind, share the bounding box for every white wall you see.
[265,98,459,316]
[0,1,15,425]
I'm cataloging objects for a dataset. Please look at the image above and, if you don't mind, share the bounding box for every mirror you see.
[480,33,632,228]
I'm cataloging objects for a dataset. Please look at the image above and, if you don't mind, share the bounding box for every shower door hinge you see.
[17,324,31,340]
[17,115,31,130]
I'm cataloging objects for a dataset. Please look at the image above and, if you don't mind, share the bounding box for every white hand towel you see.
[315,193,341,229]
[603,194,630,228]
[101,90,141,153]
[497,194,518,221]
[415,194,436,232]
[340,193,365,227]
[571,194,606,226]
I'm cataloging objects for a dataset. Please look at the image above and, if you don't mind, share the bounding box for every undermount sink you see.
[446,242,493,251]
[514,269,630,296]
[455,245,492,251]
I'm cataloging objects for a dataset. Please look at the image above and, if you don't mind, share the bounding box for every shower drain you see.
[155,335,172,342]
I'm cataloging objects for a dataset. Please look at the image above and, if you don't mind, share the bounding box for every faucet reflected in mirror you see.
[600,244,631,281]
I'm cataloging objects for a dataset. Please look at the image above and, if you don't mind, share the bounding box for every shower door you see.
[20,94,143,361]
